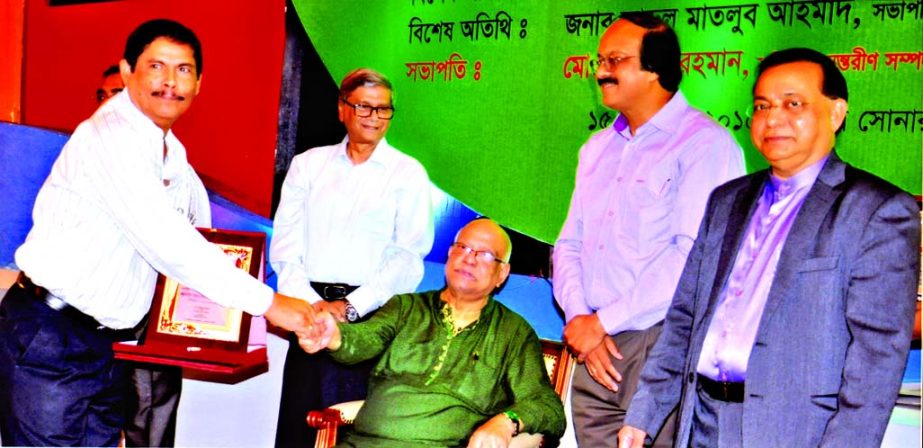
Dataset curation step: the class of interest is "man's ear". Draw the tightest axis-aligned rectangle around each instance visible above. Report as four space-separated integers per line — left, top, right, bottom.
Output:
194 73 203 96
337 100 347 124
496 263 511 289
830 98 848 132
119 59 132 85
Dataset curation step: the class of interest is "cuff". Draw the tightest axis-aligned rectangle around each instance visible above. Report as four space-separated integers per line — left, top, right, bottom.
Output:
345 286 380 317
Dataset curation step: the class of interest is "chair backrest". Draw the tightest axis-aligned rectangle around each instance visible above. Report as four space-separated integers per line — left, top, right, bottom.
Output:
539 339 575 401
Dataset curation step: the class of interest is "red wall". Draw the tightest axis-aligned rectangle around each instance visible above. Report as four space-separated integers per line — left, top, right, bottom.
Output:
22 0 285 217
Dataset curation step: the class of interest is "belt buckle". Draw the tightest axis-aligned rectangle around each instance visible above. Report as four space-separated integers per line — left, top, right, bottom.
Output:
324 285 347 299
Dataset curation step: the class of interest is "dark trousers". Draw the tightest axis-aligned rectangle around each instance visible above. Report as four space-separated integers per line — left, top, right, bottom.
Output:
689 385 744 448
0 283 130 446
123 318 182 447
274 283 376 448
273 334 376 448
123 363 181 447
571 323 677 448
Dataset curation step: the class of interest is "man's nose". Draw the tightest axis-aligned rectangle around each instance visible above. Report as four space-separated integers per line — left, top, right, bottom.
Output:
163 69 176 87
765 105 784 127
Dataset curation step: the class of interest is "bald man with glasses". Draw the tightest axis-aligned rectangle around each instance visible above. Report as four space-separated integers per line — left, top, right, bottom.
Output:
298 218 566 448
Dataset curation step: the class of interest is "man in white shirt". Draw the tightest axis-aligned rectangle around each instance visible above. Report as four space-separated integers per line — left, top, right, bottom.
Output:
0 19 316 447
271 68 434 447
94 60 183 448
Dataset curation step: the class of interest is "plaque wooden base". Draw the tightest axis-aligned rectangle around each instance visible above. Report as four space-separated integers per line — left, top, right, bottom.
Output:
113 340 268 384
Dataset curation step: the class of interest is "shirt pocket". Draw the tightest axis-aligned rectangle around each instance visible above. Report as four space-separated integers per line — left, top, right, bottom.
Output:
795 256 844 320
797 256 839 272
632 166 676 249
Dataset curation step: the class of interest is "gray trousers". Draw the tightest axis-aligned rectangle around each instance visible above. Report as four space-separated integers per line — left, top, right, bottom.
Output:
571 323 676 448
123 321 181 447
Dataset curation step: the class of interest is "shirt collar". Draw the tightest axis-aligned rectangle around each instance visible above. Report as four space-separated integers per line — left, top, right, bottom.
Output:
767 154 829 199
336 136 396 168
436 290 496 332
612 90 689 137
112 88 177 142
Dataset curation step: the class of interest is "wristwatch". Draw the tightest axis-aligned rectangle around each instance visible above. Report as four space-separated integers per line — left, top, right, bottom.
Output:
343 300 359 322
504 410 520 436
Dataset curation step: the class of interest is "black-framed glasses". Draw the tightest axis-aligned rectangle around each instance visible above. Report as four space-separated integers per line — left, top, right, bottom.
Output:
595 54 636 71
340 98 395 120
448 242 506 264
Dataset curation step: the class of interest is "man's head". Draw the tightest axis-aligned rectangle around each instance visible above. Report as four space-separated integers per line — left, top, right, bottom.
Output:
338 68 394 147
120 19 203 132
444 219 512 300
596 12 681 112
750 48 848 178
96 65 124 105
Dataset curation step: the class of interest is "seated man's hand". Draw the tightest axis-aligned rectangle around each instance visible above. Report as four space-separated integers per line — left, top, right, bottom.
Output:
563 313 607 361
618 425 647 448
297 312 341 353
313 300 348 322
467 413 517 448
585 336 623 391
265 293 317 335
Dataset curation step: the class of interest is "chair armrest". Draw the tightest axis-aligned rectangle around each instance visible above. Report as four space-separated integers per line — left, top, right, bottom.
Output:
327 400 364 424
306 400 366 448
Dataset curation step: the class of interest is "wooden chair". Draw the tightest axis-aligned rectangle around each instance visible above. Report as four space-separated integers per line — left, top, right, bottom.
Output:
306 339 575 448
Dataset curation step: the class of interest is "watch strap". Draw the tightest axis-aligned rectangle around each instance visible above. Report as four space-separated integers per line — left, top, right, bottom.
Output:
504 410 520 436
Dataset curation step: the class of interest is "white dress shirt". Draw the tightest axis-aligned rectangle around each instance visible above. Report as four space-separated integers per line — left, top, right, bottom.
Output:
270 137 434 317
554 92 746 335
15 89 273 329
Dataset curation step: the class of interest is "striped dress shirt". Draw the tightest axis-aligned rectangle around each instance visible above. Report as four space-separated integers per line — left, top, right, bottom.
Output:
15 89 273 329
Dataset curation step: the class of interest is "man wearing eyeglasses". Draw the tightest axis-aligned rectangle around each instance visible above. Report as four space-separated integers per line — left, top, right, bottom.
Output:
271 68 434 447
618 47 920 448
552 12 745 447
298 218 566 447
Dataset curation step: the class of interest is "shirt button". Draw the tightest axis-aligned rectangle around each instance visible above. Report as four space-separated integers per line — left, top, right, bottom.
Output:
608 211 614 217
735 289 743 297
598 245 605 250
617 176 623 182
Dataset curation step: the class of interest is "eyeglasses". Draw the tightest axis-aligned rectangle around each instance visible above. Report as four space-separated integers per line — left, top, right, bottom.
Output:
340 98 395 120
448 242 506 265
596 54 636 71
751 99 810 116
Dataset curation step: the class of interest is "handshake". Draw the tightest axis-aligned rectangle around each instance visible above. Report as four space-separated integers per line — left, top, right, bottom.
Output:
263 292 342 353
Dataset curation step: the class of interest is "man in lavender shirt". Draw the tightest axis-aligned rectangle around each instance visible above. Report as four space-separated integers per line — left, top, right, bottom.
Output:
553 12 745 447
619 48 920 448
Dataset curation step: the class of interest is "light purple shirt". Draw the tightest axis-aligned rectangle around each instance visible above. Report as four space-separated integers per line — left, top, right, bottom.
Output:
697 156 829 382
553 92 745 335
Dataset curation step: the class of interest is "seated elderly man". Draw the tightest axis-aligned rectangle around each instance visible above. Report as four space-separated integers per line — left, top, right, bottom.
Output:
298 218 566 447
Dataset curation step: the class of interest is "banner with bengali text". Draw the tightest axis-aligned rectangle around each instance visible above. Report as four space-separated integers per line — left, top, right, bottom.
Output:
294 0 922 243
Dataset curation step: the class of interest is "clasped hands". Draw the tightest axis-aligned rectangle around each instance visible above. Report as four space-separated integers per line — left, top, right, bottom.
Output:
262 293 339 352
562 313 624 392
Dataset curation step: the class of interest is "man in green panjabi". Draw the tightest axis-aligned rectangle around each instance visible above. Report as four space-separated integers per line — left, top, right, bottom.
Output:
298 218 566 447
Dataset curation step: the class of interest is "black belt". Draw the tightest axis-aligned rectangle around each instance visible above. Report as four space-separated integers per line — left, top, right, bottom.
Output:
309 282 358 301
698 374 745 403
15 272 136 340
